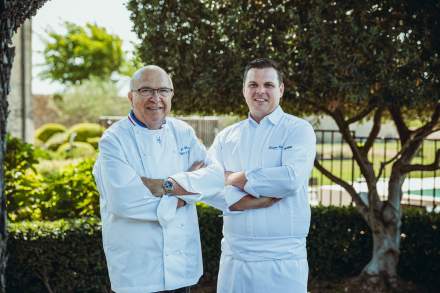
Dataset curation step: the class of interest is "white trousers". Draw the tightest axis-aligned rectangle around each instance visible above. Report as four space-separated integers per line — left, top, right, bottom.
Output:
217 254 308 293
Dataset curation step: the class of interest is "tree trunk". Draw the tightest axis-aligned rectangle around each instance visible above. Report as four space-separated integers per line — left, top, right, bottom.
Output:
360 186 403 291
0 32 15 293
362 218 401 287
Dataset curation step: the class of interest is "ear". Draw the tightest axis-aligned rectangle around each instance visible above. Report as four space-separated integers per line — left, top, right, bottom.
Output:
128 91 134 105
279 83 285 97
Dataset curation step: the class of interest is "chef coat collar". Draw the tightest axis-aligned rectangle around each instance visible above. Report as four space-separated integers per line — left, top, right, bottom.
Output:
128 110 166 129
248 106 284 126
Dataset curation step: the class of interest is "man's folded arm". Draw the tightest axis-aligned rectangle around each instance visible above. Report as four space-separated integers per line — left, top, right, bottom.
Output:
170 132 225 202
95 135 179 223
228 123 316 198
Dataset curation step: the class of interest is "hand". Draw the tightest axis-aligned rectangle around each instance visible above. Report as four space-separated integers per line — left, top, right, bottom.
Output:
224 171 233 183
177 198 186 208
229 195 281 211
187 160 205 172
140 177 164 197
225 171 247 190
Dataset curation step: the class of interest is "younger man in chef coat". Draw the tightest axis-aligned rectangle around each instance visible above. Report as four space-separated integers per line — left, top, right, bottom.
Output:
210 58 316 293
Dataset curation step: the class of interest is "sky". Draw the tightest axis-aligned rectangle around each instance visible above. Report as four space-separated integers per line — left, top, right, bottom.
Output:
31 0 138 95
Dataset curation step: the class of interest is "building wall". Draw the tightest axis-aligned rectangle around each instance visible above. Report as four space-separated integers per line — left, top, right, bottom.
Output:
7 20 33 142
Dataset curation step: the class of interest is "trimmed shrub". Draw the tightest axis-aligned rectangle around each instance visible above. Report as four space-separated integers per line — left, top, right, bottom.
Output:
34 123 67 143
6 207 440 292
44 132 69 151
68 123 104 143
86 137 101 149
7 218 109 293
56 142 96 159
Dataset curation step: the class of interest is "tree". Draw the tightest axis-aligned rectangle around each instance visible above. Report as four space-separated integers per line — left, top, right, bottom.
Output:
41 21 125 84
1 1 50 291
128 0 440 290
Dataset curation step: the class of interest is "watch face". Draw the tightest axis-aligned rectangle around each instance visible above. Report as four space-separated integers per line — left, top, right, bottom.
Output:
164 180 173 192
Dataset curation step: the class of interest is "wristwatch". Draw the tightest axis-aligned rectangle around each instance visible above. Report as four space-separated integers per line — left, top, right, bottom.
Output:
162 178 174 194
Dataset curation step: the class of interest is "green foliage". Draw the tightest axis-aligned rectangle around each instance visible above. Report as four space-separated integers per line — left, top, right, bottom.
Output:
41 22 125 84
128 0 440 118
86 137 101 149
6 207 440 291
40 159 99 220
6 135 99 221
34 123 67 143
7 218 109 293
53 78 130 125
68 123 104 142
4 135 44 222
56 142 96 159
44 131 68 151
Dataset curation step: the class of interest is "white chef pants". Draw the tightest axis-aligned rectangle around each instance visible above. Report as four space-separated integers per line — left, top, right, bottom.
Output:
217 254 308 293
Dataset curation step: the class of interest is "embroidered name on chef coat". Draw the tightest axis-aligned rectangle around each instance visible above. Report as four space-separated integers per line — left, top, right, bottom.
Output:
268 145 292 150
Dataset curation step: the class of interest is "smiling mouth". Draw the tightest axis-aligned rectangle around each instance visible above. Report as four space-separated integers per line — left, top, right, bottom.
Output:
254 98 268 102
146 107 164 111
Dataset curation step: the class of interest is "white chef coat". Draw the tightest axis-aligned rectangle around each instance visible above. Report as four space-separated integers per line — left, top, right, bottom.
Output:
93 115 224 293
209 106 316 293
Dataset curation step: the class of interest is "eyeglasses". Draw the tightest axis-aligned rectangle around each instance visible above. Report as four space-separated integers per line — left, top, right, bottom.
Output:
133 87 174 98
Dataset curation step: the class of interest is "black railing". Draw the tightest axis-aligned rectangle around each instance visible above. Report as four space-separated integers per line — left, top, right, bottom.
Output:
312 130 440 210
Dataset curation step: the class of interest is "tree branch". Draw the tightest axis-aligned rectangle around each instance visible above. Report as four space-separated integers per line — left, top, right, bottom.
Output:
314 159 369 218
401 149 440 173
331 108 382 208
388 102 411 144
346 103 377 124
360 106 384 155
412 102 440 138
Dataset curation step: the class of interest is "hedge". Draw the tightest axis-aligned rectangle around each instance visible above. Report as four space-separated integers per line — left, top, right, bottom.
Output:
6 207 440 292
67 123 104 143
34 124 67 143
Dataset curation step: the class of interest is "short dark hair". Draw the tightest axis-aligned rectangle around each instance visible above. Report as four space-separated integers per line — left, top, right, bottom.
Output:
243 58 283 84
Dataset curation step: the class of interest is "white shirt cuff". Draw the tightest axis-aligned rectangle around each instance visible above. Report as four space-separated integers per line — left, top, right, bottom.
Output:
243 170 260 197
157 195 178 226
224 185 247 207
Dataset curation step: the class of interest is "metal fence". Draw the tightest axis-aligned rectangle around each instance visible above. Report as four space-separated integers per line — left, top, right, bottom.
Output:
312 130 440 211
99 116 439 210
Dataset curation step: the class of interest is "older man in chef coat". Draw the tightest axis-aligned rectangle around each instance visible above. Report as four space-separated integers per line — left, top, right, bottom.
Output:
209 58 316 293
93 65 225 293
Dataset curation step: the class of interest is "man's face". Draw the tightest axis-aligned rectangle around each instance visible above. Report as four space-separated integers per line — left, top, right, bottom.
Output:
243 67 284 123
128 68 173 129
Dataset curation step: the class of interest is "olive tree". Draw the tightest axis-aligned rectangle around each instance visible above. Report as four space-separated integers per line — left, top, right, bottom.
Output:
41 21 125 84
128 0 440 290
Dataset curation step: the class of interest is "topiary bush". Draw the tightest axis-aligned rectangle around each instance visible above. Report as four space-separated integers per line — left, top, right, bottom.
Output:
56 142 96 159
86 137 101 149
67 123 104 143
34 123 67 143
44 132 69 151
